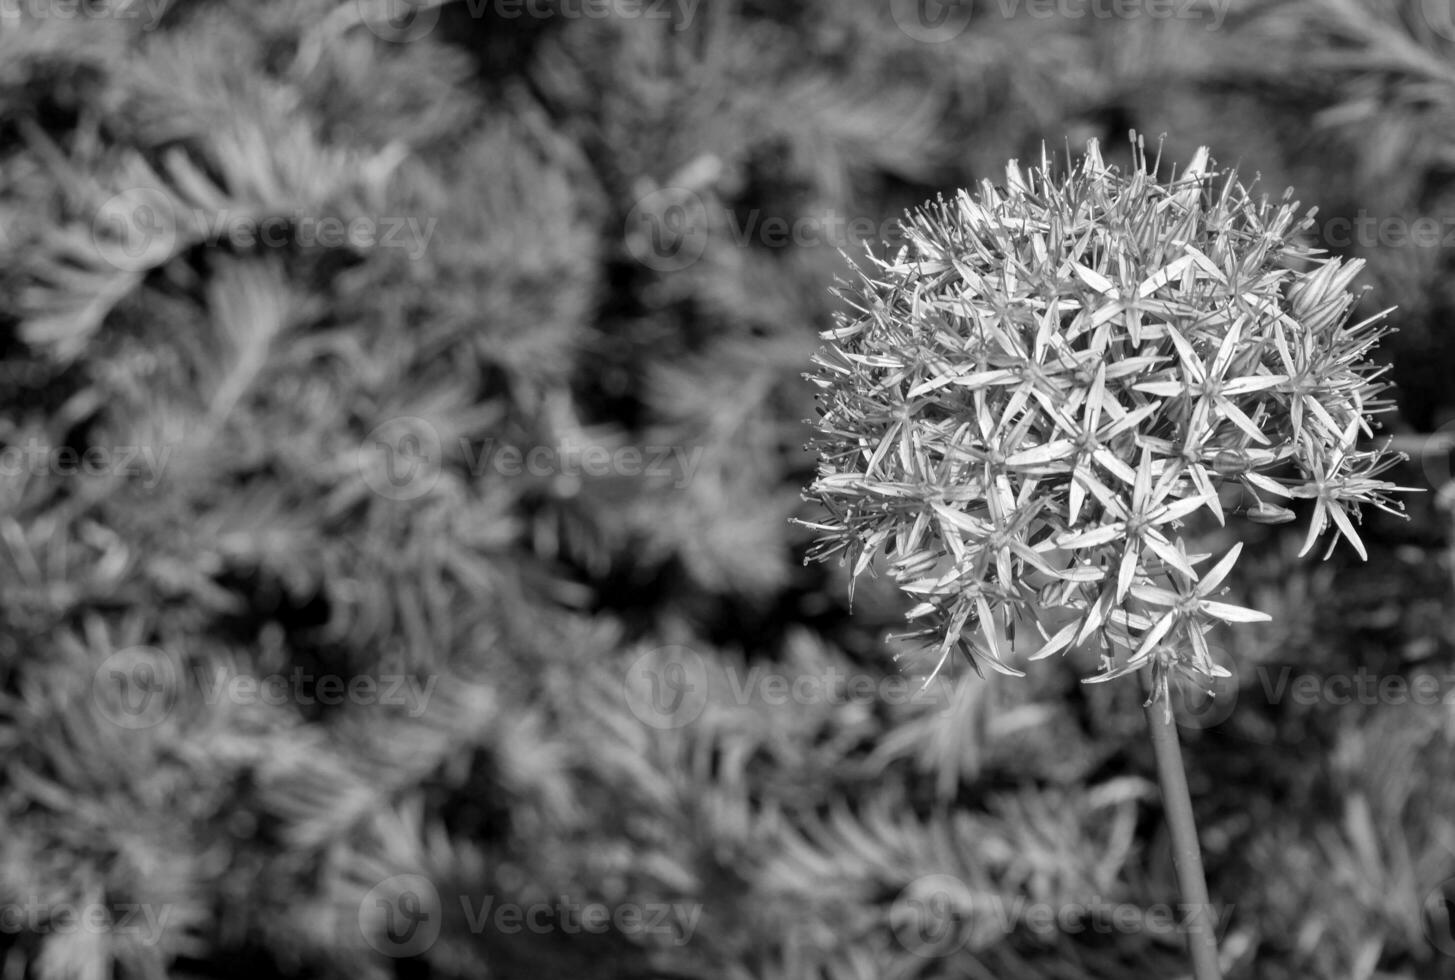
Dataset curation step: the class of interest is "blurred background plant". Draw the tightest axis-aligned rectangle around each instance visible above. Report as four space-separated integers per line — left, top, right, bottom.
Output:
0 1 1453 979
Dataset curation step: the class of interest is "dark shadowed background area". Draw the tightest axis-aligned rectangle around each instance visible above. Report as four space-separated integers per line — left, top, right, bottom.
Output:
1 1 1454 978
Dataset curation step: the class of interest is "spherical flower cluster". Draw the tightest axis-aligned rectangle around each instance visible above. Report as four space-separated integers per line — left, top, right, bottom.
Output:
801 139 1410 704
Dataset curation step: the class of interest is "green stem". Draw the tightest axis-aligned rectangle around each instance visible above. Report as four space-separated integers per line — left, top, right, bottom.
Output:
1143 671 1223 980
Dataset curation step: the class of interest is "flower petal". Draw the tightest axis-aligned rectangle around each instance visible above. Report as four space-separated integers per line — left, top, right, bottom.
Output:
1197 542 1244 594
1199 599 1272 623
1056 523 1125 549
1027 621 1079 660
1116 544 1139 601
1326 500 1369 561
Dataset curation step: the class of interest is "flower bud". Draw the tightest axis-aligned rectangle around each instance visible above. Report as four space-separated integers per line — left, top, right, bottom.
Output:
1212 448 1251 477
1246 502 1296 525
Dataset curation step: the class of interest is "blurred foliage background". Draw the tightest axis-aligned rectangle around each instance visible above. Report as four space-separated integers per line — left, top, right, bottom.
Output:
1 1 1454 978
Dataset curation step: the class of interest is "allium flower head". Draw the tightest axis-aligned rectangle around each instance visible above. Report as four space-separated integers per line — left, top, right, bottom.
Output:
801 138 1412 703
